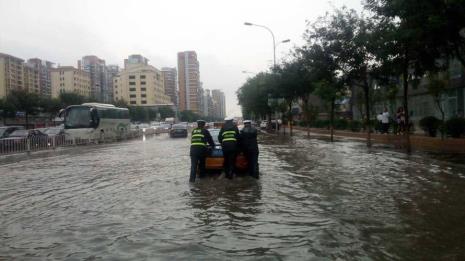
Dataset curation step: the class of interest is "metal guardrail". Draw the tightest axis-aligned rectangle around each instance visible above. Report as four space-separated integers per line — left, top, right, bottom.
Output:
0 129 151 155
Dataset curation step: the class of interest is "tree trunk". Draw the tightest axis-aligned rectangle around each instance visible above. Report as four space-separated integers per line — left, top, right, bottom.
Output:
303 98 310 137
25 112 29 129
402 58 411 153
288 102 293 136
363 74 372 147
435 99 445 140
330 98 335 142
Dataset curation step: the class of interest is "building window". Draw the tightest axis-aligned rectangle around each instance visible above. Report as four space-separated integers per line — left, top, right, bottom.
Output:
140 75 146 79
130 94 136 98
129 82 135 85
141 100 147 104
141 81 146 85
130 88 136 91
129 75 135 79
141 94 146 98
130 101 136 105
141 88 146 91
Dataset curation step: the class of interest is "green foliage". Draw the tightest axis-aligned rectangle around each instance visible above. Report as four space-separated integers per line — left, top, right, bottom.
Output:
129 106 157 122
419 116 441 137
113 99 128 108
179 110 200 122
59 92 87 108
158 106 175 119
445 117 465 138
348 120 362 132
333 119 348 130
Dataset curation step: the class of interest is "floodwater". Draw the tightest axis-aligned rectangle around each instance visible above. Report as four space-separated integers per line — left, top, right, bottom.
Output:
1 133 465 260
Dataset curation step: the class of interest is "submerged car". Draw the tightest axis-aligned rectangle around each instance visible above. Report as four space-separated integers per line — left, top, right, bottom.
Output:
170 124 188 138
0 126 24 139
205 128 248 172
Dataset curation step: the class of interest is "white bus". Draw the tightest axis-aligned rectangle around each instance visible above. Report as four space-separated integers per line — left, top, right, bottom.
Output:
61 103 130 141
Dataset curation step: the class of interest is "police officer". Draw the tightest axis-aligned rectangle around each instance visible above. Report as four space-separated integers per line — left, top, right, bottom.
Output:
218 117 240 179
240 120 259 179
190 120 215 182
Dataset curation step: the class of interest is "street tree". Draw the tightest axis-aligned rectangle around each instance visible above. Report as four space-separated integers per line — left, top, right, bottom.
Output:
6 90 40 128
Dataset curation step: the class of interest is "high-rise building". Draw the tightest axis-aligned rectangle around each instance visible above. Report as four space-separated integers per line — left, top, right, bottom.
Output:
113 54 171 106
177 51 201 114
23 63 40 95
79 55 107 102
50 66 91 98
161 67 178 107
203 89 214 118
27 58 54 98
124 54 148 68
106 65 120 103
212 89 226 119
0 53 25 98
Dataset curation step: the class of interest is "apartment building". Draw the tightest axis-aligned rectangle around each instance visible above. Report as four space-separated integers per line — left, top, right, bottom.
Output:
161 67 178 107
113 55 171 106
27 58 54 98
106 65 120 103
178 51 201 114
23 63 40 94
211 89 226 119
0 53 25 98
50 66 91 98
79 55 107 102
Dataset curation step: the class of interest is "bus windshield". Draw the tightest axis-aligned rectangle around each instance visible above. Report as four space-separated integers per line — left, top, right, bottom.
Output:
65 106 92 129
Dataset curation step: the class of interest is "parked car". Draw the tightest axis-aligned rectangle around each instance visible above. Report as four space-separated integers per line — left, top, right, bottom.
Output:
0 126 24 139
169 124 188 138
260 121 268 129
156 123 172 134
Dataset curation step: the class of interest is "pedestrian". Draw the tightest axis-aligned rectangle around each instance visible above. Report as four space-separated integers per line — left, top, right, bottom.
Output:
397 107 406 134
376 112 383 133
218 117 240 179
240 120 259 179
189 120 215 183
381 108 390 134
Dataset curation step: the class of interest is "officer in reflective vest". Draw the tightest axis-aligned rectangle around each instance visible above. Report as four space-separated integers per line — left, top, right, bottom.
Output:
190 120 215 182
240 120 259 179
218 117 240 179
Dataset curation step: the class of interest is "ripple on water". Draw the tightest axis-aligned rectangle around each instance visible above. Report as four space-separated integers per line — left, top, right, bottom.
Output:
1 134 465 259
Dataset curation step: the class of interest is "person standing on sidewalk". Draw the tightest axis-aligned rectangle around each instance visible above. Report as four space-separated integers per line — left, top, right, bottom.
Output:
219 117 240 179
381 108 390 134
240 120 259 179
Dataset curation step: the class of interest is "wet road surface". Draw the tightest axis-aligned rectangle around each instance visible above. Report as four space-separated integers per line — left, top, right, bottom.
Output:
1 133 465 260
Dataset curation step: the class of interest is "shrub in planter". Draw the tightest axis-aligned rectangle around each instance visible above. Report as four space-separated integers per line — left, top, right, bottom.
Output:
348 120 362 132
419 116 441 137
334 119 348 130
445 117 465 138
313 119 329 129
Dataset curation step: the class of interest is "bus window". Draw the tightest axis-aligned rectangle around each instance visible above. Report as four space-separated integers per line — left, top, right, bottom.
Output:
65 107 92 129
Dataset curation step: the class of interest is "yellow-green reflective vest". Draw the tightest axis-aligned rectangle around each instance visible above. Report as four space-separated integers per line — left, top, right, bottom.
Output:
222 130 237 143
191 128 206 146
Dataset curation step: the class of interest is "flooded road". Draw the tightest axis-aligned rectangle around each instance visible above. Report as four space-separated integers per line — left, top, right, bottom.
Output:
1 133 465 260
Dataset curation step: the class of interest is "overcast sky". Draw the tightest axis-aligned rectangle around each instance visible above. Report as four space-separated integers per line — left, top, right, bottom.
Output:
0 0 362 117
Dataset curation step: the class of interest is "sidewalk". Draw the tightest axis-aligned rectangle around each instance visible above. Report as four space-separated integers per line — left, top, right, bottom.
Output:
279 126 465 154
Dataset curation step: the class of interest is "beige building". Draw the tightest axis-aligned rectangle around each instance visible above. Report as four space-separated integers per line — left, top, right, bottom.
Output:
113 55 171 106
51 66 91 98
23 63 40 95
0 53 25 98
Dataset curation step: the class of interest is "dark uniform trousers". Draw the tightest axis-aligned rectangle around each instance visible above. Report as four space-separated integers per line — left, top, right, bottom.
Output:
222 142 237 179
245 148 259 178
190 147 207 182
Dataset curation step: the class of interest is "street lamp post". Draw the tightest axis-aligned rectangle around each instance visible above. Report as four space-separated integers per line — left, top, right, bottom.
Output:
244 22 290 68
244 22 290 133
